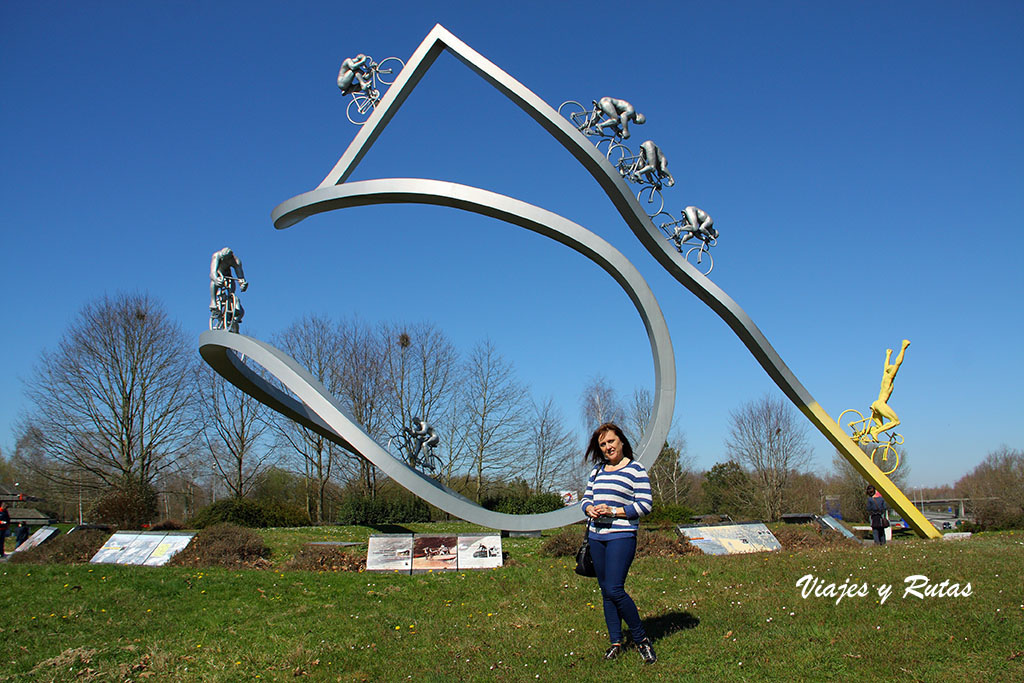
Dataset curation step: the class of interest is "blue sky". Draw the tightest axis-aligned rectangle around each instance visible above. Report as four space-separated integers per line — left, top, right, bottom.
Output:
2 1 1021 489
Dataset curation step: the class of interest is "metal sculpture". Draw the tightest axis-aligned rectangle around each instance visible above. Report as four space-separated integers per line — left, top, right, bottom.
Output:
392 416 441 473
201 24 937 537
838 340 911 475
209 247 247 332
658 206 718 274
559 97 720 265
202 180 677 531
338 54 405 125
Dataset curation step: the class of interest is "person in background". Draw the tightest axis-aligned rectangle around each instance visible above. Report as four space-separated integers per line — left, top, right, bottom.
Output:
866 485 889 545
15 521 30 548
0 502 10 557
580 422 657 664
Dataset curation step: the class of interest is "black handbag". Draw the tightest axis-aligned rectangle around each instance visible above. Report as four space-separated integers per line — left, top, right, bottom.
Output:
575 522 596 577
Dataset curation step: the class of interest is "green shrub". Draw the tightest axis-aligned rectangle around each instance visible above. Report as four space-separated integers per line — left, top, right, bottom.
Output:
644 503 696 527
168 523 271 568
482 492 565 515
7 529 108 565
150 519 185 531
187 498 309 529
540 527 585 557
335 494 431 525
91 478 158 528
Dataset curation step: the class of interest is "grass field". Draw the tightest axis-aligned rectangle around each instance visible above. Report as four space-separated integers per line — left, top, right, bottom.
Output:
1 524 1021 681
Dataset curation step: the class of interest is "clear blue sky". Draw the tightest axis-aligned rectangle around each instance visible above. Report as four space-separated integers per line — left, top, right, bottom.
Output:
2 1 1021 489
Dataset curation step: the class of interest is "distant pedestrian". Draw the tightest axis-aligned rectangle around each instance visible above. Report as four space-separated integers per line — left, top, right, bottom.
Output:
15 521 30 548
0 502 10 556
866 486 889 545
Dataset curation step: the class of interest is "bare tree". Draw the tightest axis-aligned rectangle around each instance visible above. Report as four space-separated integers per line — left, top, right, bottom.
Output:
335 318 386 496
197 365 273 498
529 397 577 494
649 433 694 505
625 387 653 447
580 374 625 431
379 321 460 466
21 293 200 492
271 314 345 523
956 446 1024 529
459 339 528 499
725 394 812 521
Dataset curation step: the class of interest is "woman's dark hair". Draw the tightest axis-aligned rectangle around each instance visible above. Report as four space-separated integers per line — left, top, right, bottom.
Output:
584 422 634 465
865 485 876 497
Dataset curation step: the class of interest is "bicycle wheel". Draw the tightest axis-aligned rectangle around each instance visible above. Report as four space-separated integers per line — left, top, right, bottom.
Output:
838 409 868 441
637 185 664 216
346 95 375 125
558 100 586 125
871 443 900 475
606 143 631 168
685 245 714 275
375 57 404 85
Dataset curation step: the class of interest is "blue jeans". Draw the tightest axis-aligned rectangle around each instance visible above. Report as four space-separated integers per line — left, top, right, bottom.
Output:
590 535 646 644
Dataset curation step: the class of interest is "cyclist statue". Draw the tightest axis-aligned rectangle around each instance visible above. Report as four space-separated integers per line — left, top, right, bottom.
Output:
209 247 248 324
337 54 372 96
635 140 675 187
404 416 440 468
671 206 718 247
592 97 646 139
868 339 910 438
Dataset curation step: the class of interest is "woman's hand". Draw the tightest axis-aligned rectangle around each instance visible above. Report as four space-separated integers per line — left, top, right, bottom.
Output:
585 504 603 519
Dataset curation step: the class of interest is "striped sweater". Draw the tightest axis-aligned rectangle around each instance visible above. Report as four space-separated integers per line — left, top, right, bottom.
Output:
580 460 653 538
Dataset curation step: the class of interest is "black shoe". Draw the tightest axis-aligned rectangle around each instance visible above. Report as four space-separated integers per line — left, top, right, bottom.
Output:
636 639 657 664
603 643 625 660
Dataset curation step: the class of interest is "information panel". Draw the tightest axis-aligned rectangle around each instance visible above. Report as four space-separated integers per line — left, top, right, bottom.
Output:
677 522 782 555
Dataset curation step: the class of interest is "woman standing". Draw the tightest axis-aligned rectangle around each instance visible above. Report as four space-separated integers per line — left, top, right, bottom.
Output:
580 422 656 664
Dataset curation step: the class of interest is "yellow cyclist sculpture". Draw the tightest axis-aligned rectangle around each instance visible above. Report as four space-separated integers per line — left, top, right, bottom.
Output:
869 339 910 438
839 340 910 475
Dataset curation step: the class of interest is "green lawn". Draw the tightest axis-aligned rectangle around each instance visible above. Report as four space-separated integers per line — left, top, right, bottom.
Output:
1 525 1021 681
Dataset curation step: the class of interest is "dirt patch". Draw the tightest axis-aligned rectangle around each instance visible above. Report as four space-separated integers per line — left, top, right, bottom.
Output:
284 544 366 572
167 523 272 569
31 647 99 675
7 529 108 565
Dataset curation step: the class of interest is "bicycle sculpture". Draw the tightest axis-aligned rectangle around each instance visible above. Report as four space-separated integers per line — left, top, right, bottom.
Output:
838 340 911 475
337 53 405 125
209 247 247 333
559 96 719 272
657 205 718 274
388 416 441 473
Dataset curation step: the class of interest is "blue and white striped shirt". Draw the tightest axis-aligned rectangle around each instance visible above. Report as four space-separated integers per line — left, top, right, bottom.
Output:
580 460 653 539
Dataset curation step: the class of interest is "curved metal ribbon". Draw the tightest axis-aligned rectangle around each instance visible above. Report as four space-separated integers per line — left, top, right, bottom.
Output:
265 24 936 538
206 179 676 531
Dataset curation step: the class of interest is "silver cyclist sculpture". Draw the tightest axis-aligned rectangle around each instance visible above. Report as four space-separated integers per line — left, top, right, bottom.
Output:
605 139 675 216
209 247 247 332
402 416 441 473
337 53 405 125
659 206 718 274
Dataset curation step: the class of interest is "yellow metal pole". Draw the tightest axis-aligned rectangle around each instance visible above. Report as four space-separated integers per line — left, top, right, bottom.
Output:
803 401 940 539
